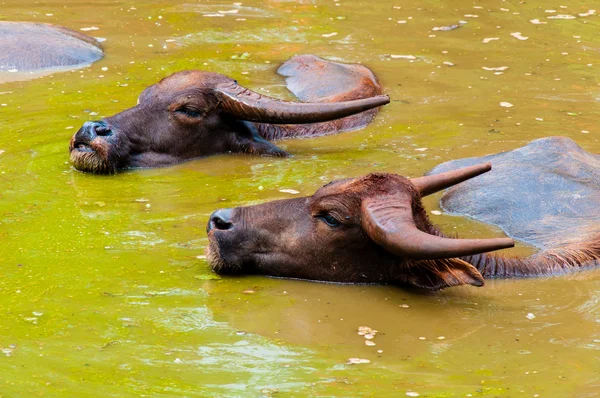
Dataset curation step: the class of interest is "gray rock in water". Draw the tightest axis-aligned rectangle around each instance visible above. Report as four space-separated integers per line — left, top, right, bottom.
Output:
427 136 600 250
0 22 103 76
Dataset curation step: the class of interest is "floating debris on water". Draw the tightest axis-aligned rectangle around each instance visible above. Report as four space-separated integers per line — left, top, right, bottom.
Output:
390 54 417 60
530 19 547 24
279 189 300 194
482 37 499 43
548 14 576 19
1 345 16 357
365 340 376 346
500 102 514 108
432 24 460 31
483 66 509 71
322 32 338 38
80 26 99 31
347 357 371 365
419 336 426 340
510 32 529 40
406 392 420 397
526 313 536 320
437 336 446 340
443 61 455 66
579 10 596 17
400 304 410 308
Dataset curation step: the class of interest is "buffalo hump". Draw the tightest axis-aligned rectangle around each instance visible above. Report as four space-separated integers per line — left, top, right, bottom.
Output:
427 136 600 250
0 22 103 77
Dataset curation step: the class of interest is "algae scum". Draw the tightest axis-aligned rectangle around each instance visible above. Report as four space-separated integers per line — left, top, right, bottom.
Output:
0 0 599 396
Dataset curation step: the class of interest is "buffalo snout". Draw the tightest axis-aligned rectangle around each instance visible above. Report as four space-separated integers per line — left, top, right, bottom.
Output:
74 121 112 144
207 208 234 232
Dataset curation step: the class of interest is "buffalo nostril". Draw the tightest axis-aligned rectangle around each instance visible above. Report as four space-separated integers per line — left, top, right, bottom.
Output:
93 121 112 137
207 208 234 232
213 217 233 230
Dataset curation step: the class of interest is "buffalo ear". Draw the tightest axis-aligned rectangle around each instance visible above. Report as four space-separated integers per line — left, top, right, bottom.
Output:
402 258 484 291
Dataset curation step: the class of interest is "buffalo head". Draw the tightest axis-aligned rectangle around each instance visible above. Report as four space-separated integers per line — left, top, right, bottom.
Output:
69 70 389 174
206 163 515 291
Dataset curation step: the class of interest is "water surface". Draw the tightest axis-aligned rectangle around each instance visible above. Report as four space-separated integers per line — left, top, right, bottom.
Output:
0 0 599 396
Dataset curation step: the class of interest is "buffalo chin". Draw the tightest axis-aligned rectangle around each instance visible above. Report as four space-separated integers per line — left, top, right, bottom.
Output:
69 138 116 174
206 236 255 275
69 147 116 174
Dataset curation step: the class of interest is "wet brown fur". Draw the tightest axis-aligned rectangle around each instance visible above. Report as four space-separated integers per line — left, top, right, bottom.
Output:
207 173 600 291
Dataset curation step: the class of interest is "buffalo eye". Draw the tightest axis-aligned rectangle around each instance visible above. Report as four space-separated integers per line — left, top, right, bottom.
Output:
316 213 341 228
174 106 203 118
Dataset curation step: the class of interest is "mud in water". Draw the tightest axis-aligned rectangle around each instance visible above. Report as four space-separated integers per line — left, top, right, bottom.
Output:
0 0 599 396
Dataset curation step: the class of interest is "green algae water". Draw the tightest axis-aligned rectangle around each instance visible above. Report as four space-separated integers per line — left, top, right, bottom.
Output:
0 0 599 396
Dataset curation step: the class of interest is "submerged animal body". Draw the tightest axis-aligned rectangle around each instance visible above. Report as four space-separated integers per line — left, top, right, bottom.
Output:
206 159 600 291
428 136 600 250
0 22 103 79
69 54 389 174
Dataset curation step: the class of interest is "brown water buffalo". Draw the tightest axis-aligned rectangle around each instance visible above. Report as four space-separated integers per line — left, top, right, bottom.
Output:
69 54 389 174
0 22 103 82
427 136 599 249
206 153 600 291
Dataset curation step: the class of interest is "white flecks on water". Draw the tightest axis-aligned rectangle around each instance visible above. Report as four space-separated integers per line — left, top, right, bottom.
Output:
547 14 576 19
500 102 514 108
483 66 509 71
322 32 338 38
279 189 300 195
526 313 536 320
347 358 371 365
390 54 417 60
406 392 420 397
430 210 442 215
482 37 499 44
579 10 596 17
510 32 529 40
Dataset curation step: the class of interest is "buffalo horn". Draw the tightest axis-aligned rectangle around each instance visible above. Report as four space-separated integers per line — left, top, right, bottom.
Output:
361 194 514 260
214 82 390 124
411 162 492 197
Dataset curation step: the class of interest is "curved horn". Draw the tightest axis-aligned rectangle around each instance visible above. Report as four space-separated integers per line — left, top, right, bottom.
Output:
411 162 492 197
214 81 390 124
361 195 514 260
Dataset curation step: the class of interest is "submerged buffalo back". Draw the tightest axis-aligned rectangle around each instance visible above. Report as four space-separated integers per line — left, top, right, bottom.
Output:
0 22 103 73
427 137 600 250
256 54 384 141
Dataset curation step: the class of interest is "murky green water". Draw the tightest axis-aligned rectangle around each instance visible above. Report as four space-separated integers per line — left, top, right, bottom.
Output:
0 0 599 396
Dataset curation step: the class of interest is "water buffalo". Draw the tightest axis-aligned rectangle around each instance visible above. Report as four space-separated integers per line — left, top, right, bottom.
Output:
69 54 389 174
427 136 599 250
206 151 600 291
0 22 103 82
